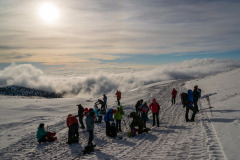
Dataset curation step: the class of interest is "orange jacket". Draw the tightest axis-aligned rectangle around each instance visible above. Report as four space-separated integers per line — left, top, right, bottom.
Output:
66 114 78 128
115 91 121 99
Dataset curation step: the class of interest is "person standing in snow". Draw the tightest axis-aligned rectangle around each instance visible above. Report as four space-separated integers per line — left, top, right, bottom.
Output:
180 92 188 108
77 104 85 129
139 102 150 128
149 99 160 127
66 114 79 144
115 90 121 105
193 85 201 112
135 99 143 116
171 88 177 105
104 109 115 137
114 105 125 132
186 89 197 122
85 108 96 147
103 94 108 108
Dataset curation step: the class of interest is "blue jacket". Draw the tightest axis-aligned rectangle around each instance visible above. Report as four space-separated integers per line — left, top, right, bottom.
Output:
139 104 149 114
187 90 194 107
85 113 94 131
104 109 114 122
103 95 107 104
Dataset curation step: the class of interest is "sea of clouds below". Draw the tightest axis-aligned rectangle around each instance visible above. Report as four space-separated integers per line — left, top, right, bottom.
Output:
0 58 239 97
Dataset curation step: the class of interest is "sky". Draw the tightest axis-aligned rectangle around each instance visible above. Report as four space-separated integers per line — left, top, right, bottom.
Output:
0 0 240 75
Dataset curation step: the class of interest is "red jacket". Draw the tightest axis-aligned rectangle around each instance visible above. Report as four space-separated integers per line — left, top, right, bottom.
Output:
115 91 121 99
172 89 177 98
66 114 78 128
149 99 160 113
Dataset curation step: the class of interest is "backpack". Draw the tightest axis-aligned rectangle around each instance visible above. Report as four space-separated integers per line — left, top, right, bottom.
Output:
197 89 201 98
181 92 188 105
108 122 117 137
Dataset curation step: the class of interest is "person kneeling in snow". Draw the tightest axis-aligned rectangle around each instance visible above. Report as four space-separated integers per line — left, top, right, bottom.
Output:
36 123 57 144
129 112 145 136
66 114 79 144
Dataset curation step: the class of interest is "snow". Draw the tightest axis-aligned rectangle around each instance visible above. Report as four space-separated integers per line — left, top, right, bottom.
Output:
0 68 240 159
185 68 240 160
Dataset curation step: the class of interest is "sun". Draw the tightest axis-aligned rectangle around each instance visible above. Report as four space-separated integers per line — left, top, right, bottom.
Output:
38 3 59 23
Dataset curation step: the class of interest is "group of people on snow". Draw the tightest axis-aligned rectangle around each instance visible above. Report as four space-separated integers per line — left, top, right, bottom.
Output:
36 86 201 152
36 91 123 149
181 85 201 122
134 98 161 128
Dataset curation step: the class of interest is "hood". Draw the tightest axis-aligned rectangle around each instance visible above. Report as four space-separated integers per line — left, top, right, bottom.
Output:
152 99 156 103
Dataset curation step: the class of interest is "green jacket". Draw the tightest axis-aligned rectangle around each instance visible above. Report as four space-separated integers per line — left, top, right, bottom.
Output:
36 127 48 141
114 105 125 120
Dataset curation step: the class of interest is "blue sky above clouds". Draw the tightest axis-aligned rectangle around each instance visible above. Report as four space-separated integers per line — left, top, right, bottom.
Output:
0 0 240 74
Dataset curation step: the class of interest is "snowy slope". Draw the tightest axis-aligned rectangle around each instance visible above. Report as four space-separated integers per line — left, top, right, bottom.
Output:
0 68 240 159
185 68 240 160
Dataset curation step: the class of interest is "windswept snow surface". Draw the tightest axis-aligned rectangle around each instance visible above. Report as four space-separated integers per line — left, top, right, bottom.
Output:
0 68 240 159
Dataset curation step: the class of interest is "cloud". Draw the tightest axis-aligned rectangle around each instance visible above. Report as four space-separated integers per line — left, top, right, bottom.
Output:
0 58 239 97
1 0 240 64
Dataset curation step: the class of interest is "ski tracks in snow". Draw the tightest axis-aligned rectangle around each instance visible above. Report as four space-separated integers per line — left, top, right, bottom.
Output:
0 81 225 159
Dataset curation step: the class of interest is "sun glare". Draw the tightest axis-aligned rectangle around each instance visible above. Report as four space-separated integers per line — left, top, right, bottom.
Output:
38 3 59 23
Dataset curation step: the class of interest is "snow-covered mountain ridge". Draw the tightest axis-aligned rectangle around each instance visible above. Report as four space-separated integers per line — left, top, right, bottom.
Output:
0 85 62 98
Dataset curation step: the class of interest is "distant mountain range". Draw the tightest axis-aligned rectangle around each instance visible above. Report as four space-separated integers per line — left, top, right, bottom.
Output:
0 85 62 98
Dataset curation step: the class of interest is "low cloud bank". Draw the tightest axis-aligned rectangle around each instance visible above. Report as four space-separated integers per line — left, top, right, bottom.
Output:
0 59 239 97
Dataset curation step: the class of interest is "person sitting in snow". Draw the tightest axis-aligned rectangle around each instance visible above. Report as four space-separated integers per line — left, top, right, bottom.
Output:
114 105 125 132
66 114 79 144
36 123 57 144
104 109 117 137
139 102 150 128
171 88 177 105
129 112 145 136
